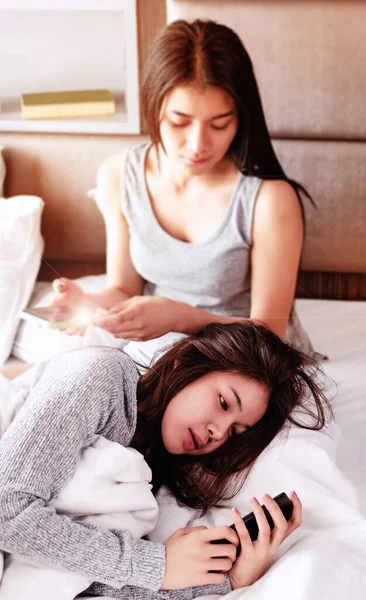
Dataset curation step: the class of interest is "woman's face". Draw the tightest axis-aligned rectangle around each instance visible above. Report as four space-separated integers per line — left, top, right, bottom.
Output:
161 371 269 455
159 83 238 175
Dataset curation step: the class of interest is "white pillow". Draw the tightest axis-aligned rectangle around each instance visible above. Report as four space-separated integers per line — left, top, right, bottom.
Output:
0 196 44 365
0 146 6 197
12 274 126 364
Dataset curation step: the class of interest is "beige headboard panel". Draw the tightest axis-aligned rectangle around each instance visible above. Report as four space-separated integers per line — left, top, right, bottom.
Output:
167 0 366 140
2 133 145 269
274 139 365 273
2 132 364 274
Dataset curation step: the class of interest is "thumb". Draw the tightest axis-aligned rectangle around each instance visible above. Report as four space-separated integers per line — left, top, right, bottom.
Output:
164 525 208 544
52 278 69 294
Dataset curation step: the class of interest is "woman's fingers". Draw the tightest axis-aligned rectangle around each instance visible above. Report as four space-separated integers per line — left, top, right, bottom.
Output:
251 497 272 540
259 492 302 549
210 543 237 562
259 494 288 548
102 321 137 339
97 309 142 339
231 506 252 550
262 494 288 530
207 558 234 573
97 308 133 331
270 491 302 542
204 525 239 548
286 491 302 533
50 278 70 307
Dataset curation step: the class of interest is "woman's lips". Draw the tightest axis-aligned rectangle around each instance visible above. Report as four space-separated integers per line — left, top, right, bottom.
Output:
185 157 209 165
186 428 197 451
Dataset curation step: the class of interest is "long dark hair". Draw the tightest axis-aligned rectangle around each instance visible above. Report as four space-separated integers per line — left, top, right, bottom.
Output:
141 19 315 215
131 322 332 511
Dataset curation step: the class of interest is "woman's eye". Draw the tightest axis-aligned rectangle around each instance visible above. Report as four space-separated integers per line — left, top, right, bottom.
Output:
170 121 188 128
220 396 237 437
169 121 230 130
220 395 228 411
211 124 229 131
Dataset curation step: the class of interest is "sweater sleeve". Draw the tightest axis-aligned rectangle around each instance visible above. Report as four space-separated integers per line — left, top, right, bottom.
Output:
89 575 232 599
0 347 166 592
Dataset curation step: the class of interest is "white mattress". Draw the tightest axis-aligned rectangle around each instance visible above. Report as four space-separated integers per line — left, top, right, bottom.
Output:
295 299 366 515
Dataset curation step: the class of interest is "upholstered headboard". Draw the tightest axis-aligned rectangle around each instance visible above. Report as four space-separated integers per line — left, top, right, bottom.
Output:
1 0 365 299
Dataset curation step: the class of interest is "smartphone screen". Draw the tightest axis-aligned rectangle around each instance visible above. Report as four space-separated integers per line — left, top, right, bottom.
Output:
20 305 107 329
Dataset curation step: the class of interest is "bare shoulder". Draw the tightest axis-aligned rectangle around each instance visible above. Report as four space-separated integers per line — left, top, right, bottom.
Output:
96 152 126 217
256 179 302 218
253 179 303 242
97 152 125 187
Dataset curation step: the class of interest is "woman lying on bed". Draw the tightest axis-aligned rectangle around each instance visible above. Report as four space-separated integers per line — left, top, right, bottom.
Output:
0 321 331 599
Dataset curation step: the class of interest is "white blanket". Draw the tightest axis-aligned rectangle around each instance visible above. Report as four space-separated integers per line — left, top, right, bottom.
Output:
0 373 159 600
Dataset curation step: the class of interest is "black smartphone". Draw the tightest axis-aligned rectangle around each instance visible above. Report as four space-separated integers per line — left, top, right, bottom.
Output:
210 492 294 558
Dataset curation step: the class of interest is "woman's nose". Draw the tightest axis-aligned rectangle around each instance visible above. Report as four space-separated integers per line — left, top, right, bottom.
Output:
208 424 227 443
186 124 208 155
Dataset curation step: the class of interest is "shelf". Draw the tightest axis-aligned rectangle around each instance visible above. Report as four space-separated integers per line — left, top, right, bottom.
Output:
0 1 140 134
0 95 139 135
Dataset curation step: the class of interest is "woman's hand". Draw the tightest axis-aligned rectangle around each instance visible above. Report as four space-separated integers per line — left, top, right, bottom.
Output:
162 525 239 590
228 491 302 590
49 278 94 335
96 296 180 341
50 278 86 307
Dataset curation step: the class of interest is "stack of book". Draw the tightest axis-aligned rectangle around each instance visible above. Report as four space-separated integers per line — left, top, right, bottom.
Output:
21 89 116 120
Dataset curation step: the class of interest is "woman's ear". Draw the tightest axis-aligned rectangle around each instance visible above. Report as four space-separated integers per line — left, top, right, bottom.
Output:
173 359 179 369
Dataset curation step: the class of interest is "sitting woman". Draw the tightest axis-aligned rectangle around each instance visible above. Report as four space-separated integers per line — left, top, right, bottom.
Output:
51 18 320 367
0 321 332 598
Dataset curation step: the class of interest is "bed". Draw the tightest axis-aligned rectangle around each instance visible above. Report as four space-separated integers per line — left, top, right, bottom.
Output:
2 295 365 599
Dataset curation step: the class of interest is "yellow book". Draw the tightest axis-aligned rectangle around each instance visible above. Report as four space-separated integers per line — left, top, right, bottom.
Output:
21 90 116 120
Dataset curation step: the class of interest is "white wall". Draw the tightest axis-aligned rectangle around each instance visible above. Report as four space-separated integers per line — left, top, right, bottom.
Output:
0 10 126 98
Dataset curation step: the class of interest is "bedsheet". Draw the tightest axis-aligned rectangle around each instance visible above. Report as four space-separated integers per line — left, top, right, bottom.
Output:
297 299 366 515
4 299 366 599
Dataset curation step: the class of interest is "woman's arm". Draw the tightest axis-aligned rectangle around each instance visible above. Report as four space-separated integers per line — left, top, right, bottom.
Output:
248 179 303 339
93 154 145 307
0 347 165 592
51 153 144 310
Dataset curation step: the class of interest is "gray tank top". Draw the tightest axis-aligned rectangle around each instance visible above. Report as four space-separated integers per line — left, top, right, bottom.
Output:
120 141 320 368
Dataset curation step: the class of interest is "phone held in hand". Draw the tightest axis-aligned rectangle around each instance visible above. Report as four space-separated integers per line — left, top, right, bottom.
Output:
211 492 294 557
20 305 108 330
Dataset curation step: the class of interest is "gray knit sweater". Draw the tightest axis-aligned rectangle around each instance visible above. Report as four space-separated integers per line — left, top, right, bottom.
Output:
0 347 232 600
